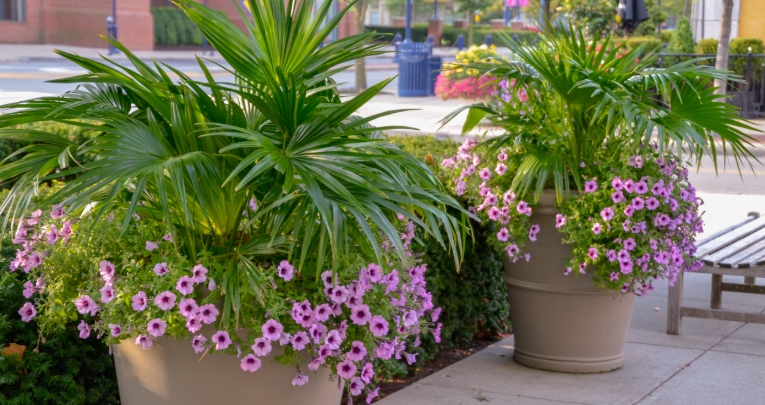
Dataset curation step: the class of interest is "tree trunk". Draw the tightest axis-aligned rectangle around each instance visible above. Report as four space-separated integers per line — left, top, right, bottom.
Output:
354 0 369 91
467 9 474 46
713 0 734 97
683 0 692 18
543 0 551 28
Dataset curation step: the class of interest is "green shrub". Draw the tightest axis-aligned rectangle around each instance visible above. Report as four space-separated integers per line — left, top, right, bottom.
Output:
625 36 663 53
695 38 718 54
0 260 120 405
363 24 429 42
730 38 764 54
667 16 695 53
151 7 204 46
377 135 510 380
660 30 673 43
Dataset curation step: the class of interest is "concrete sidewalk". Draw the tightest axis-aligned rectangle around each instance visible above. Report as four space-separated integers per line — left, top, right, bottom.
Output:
376 192 765 405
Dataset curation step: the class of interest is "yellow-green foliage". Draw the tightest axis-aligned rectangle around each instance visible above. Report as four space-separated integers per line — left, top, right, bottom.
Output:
695 38 718 54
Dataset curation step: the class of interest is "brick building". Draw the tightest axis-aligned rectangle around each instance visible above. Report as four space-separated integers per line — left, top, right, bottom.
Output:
0 0 357 50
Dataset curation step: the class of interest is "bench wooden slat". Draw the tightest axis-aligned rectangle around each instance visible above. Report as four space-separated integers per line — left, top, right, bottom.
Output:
704 229 765 266
680 307 765 324
695 213 759 248
718 238 765 267
694 265 765 276
694 215 765 258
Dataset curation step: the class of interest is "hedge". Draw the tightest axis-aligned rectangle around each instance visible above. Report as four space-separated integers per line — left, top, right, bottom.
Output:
151 6 204 46
730 38 764 55
364 24 539 47
625 36 663 53
694 38 718 54
0 251 121 405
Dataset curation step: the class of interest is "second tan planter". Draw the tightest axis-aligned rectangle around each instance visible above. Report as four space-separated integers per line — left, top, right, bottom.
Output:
503 192 636 373
114 336 342 405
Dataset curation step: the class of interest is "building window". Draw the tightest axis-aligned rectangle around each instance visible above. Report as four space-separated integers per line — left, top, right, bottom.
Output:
0 0 24 22
370 12 380 25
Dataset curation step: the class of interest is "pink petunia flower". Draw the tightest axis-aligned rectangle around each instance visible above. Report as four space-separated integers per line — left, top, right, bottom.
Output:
350 304 372 325
135 334 153 349
145 241 159 251
208 278 217 291
403 310 418 328
178 298 199 317
350 377 365 396
600 207 615 221
277 260 294 281
592 223 602 234
154 291 177 311
347 341 368 362
292 371 309 386
74 295 96 315
314 303 332 322
46 225 59 244
186 315 203 333
198 304 219 324
587 247 598 260
337 359 358 379
163 233 173 243
18 302 36 322
153 262 169 276
78 320 91 339
176 276 194 296
99 260 116 281
369 315 389 337
50 204 64 219
188 265 206 284
249 198 259 212
212 331 232 350
147 318 167 337
192 334 207 353
555 214 566 228
361 362 375 383
496 163 507 175
100 284 115 303
496 228 510 242
132 291 148 311
291 331 309 350
252 337 272 356
241 354 261 372
584 180 598 193
22 281 34 298
498 151 508 161
262 319 284 341
108 323 122 337
479 168 491 181
366 387 380 404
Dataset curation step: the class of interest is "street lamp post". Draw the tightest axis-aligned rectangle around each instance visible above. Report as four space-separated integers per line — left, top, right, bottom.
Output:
404 0 412 43
433 0 438 19
106 0 118 55
504 5 510 26
515 2 521 20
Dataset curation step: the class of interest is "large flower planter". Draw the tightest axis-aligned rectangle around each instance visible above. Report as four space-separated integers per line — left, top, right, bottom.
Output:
503 192 636 373
114 337 342 405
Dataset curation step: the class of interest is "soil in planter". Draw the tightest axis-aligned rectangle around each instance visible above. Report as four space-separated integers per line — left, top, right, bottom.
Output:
341 334 509 404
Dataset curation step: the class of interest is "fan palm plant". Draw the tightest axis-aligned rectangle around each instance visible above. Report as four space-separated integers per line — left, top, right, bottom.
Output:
442 24 760 200
0 0 467 327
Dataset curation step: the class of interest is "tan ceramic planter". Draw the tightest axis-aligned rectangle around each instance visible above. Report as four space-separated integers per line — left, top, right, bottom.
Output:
114 336 342 405
503 191 636 373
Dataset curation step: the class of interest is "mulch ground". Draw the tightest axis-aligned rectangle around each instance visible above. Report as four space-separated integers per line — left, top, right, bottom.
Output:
341 334 510 404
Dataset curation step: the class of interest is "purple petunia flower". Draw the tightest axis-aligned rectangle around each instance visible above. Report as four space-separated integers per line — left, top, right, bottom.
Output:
78 320 91 339
623 238 637 251
147 318 167 337
496 163 508 175
241 354 262 372
369 315 389 337
555 214 567 228
100 284 115 304
163 233 173 243
623 179 635 193
496 228 510 242
350 305 372 325
277 260 294 281
132 291 148 311
18 302 36 322
192 334 207 353
564 267 572 275
646 197 660 210
347 341 368 362
198 304 219 324
361 362 374 383
612 190 626 203
631 197 645 211
135 334 152 349
350 377 365 395
145 241 159 252
330 285 350 304
607 249 617 262
212 331 232 350
109 323 122 337
178 298 199 318
99 260 116 281
366 387 380 404
592 223 603 235
262 319 283 341
600 207 615 221
252 337 272 356
74 295 96 315
634 181 649 194
292 371 309 386
176 276 194 296
191 264 208 284
291 331 309 350
612 177 624 190
403 310 419 328
584 180 598 193
337 359 358 379
154 291 177 310
587 247 598 260
153 262 169 276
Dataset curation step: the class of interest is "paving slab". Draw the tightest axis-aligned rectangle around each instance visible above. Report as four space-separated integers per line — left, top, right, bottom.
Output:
376 337 703 405
635 350 765 405
378 383 594 405
709 320 765 356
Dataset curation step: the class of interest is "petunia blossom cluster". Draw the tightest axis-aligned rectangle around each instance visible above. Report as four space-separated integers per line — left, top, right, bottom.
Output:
558 150 704 294
10 209 440 404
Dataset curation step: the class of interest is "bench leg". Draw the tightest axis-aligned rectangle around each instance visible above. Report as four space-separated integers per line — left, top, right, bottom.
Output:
711 274 723 309
668 270 684 335
744 276 756 285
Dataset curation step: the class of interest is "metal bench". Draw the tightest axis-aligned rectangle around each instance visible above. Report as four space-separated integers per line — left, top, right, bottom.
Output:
667 212 765 334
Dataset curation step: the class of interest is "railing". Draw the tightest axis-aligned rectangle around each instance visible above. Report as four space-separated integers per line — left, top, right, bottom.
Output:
653 53 765 119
